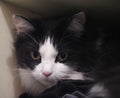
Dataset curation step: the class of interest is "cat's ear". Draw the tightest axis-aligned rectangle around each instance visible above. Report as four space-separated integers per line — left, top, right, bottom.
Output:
67 12 85 32
13 15 34 34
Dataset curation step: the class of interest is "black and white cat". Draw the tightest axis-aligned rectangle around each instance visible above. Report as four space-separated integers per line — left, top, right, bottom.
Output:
13 12 120 98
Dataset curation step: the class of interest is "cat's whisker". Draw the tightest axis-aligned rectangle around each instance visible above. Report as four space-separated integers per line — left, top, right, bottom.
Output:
20 63 31 69
58 34 73 46
25 33 39 45
57 34 65 45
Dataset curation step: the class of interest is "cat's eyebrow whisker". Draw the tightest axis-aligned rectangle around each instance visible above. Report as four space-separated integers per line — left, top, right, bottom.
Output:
58 32 74 45
58 36 67 46
25 33 39 45
57 32 69 45
57 35 64 45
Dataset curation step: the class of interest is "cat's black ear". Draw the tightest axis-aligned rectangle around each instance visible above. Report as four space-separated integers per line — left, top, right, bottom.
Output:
13 15 34 34
67 12 85 32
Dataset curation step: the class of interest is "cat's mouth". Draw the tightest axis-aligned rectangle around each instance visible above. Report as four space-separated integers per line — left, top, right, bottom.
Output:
37 77 57 86
33 74 57 84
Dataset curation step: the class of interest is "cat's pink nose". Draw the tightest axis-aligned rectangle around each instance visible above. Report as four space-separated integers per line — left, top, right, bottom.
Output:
42 72 52 77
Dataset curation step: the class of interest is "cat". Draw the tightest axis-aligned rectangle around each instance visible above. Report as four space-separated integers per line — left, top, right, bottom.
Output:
13 12 120 98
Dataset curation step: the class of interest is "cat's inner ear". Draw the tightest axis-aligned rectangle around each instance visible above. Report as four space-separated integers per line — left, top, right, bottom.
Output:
68 12 86 32
13 15 34 33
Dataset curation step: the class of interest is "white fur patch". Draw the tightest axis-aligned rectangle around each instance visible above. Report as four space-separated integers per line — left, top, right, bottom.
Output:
18 68 52 95
88 83 109 98
39 37 58 75
40 37 57 59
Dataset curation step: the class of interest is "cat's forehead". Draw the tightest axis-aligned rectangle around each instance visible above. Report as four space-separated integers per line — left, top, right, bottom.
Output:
39 37 58 58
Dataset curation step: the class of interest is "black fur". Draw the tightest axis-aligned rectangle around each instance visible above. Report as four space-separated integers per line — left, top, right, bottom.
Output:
14 12 120 98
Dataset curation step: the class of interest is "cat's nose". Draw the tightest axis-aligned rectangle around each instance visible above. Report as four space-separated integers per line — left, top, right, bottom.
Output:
42 72 52 77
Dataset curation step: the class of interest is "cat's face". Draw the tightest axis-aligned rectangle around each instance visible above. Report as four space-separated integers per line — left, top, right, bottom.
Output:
13 12 93 84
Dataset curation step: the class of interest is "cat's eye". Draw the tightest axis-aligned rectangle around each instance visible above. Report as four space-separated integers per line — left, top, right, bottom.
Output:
31 50 41 60
56 52 67 62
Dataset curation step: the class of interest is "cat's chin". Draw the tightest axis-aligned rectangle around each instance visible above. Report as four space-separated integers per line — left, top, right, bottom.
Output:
18 68 55 95
35 77 57 86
